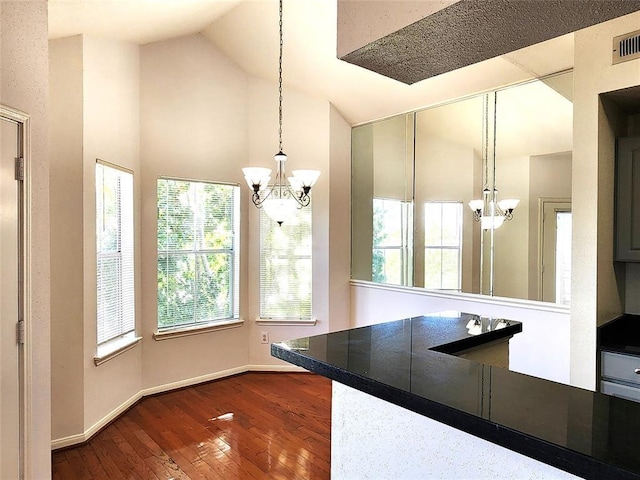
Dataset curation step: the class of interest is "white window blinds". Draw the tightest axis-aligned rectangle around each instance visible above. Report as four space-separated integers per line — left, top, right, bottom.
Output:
157 178 240 329
259 206 312 319
424 201 463 290
372 198 413 286
96 162 135 345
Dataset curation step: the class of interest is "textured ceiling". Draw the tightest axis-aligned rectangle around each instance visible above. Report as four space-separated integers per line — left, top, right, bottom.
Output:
341 0 640 85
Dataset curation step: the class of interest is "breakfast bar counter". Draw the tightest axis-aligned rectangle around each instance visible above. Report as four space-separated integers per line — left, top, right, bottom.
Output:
271 312 640 480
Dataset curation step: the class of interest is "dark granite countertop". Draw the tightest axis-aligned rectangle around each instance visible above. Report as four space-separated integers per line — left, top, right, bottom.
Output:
600 314 640 355
271 312 640 480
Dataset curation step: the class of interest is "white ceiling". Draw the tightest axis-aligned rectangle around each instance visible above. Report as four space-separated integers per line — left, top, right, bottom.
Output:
48 0 574 125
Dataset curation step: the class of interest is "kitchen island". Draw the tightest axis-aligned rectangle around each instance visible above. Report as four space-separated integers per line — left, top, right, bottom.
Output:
271 312 640 480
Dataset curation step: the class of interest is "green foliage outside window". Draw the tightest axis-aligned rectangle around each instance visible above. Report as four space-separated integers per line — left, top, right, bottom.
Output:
157 179 239 329
372 201 387 283
372 198 412 286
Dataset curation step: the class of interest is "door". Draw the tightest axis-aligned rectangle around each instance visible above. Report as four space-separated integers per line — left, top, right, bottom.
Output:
1 116 23 479
540 200 571 304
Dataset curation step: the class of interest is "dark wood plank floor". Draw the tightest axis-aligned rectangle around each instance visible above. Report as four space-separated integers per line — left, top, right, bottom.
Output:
52 373 332 480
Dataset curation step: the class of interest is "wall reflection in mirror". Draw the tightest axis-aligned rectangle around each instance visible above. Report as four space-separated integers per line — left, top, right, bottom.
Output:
351 72 573 304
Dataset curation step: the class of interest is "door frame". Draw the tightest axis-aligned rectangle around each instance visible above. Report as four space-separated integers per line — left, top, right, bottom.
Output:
1 105 31 479
537 197 571 302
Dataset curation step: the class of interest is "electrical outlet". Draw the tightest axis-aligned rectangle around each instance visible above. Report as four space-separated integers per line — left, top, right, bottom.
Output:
260 332 269 344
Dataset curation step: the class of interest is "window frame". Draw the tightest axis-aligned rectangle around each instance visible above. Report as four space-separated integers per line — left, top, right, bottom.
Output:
155 176 241 335
95 160 139 364
423 200 463 291
372 197 413 286
258 204 314 323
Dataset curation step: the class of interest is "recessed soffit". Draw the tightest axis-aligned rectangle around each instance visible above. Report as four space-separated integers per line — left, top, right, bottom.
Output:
341 0 640 85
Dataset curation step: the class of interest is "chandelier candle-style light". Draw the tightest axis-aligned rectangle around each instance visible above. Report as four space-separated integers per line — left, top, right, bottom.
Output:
242 0 320 226
468 187 519 230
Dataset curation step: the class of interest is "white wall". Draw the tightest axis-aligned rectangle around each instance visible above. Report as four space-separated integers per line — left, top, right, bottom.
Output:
1 1 51 477
351 281 571 384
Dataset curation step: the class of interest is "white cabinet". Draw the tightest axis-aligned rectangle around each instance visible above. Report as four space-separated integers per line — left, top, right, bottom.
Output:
601 350 640 402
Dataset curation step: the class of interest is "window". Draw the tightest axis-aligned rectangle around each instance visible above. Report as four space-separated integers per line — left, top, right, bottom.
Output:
157 178 240 330
372 198 413 285
260 207 312 319
555 212 572 306
96 162 135 346
424 201 462 290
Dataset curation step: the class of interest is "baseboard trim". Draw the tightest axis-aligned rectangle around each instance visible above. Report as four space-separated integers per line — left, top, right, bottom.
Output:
140 365 249 397
51 390 142 450
51 433 86 451
51 363 309 449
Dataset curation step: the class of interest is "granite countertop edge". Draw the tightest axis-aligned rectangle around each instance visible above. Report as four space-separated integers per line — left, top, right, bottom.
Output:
272 315 640 480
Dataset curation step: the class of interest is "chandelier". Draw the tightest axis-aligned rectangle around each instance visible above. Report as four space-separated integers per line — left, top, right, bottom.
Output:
241 0 320 226
468 188 519 230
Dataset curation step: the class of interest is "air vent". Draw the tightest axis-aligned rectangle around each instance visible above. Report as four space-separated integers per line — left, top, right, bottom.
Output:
613 29 640 65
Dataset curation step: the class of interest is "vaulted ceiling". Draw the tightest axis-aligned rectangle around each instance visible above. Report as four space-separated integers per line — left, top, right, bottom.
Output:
47 0 603 124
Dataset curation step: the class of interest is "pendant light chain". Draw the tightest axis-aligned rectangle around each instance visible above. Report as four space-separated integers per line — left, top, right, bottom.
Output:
278 0 284 154
240 0 320 225
483 93 489 190
492 91 498 191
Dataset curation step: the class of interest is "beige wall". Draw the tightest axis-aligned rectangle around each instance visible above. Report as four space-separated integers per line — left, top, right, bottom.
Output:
329 104 352 333
527 152 572 300
572 10 640 389
49 29 351 445
50 34 144 442
372 116 411 201
38 1 640 466
351 124 374 281
414 97 483 292
493 155 530 299
49 35 84 440
1 1 51 477
139 34 250 388
245 76 340 365
82 36 142 432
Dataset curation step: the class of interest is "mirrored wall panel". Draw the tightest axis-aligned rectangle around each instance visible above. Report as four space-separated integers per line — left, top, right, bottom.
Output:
351 72 573 304
352 113 414 285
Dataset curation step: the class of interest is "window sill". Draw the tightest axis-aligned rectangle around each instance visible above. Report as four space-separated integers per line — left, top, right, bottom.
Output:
255 318 317 326
153 319 244 341
94 334 142 366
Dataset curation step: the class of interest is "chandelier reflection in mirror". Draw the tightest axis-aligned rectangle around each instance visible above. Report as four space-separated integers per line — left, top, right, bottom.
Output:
467 93 518 230
468 188 519 230
241 0 320 226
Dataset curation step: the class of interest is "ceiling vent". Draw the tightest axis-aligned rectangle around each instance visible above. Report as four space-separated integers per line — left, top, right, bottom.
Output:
613 29 640 64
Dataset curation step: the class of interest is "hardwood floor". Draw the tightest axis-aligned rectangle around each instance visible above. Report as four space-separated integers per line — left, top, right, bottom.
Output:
52 373 332 479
